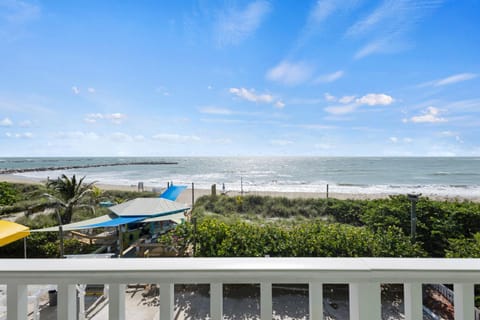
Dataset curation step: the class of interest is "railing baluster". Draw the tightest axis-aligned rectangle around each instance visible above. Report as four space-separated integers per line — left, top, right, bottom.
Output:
309 281 323 320
57 284 77 320
404 282 422 320
108 283 126 320
210 283 223 320
349 282 381 320
159 282 174 320
260 282 272 320
454 283 474 320
7 283 27 320
1 258 480 320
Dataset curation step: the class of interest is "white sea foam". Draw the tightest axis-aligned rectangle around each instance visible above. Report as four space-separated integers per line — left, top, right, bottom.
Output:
7 157 480 199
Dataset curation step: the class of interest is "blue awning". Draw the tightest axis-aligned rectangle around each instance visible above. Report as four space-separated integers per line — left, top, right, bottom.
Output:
159 185 187 201
84 216 146 228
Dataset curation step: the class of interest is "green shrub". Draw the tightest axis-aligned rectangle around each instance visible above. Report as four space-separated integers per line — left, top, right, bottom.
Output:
0 182 19 206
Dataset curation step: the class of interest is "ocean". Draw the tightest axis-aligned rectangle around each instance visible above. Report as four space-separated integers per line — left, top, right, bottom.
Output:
1 157 480 198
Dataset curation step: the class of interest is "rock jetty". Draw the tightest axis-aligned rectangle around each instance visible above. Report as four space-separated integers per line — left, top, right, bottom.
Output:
0 161 178 174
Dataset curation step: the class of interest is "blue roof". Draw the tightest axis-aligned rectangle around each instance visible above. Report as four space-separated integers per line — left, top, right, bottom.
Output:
159 185 187 201
83 216 145 228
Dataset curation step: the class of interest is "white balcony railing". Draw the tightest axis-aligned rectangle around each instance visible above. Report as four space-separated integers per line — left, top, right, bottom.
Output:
0 257 479 320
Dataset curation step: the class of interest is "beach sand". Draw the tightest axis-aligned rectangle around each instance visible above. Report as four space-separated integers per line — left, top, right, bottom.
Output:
1 173 477 203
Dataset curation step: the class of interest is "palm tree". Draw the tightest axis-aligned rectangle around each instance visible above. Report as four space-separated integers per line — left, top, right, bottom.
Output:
45 174 96 224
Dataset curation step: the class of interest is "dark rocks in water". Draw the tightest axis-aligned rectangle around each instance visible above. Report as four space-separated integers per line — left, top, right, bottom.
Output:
0 161 178 174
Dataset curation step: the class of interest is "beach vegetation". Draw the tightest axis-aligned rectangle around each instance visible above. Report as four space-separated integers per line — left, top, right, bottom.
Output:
44 174 96 224
0 182 18 206
2 180 480 258
159 217 425 257
0 181 159 258
0 231 97 258
191 194 480 257
0 183 51 215
445 233 480 258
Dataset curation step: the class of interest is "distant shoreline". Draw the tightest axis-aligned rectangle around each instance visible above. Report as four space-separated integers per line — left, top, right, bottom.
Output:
1 173 478 204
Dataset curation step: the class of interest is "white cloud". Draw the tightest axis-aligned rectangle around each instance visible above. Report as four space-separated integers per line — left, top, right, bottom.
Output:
215 0 271 46
309 0 338 23
288 98 324 105
85 113 127 124
105 113 127 124
5 132 33 139
315 70 344 83
134 135 145 141
390 136 413 144
298 124 335 130
229 87 274 103
339 95 356 104
434 73 477 86
354 39 388 59
1 0 40 24
19 120 31 127
324 103 357 115
152 133 201 143
347 0 398 37
292 0 359 52
270 139 293 146
324 93 336 102
213 138 232 145
348 0 444 59
324 93 394 115
229 88 285 108
274 100 285 108
87 87 96 93
155 86 170 96
0 117 13 126
324 94 359 104
421 73 478 87
72 86 80 95
356 93 394 106
84 113 103 123
110 132 133 142
199 107 233 115
409 107 447 123
55 131 99 140
440 131 457 137
314 143 332 150
266 61 312 86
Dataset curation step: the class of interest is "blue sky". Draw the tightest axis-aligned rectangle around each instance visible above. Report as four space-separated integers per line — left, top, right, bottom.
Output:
0 0 479 156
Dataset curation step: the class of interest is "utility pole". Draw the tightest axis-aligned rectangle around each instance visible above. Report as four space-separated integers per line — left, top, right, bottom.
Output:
192 217 197 257
54 208 64 258
407 193 421 243
191 182 195 207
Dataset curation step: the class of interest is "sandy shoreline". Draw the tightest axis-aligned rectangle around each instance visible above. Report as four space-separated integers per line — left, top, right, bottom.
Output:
1 173 478 203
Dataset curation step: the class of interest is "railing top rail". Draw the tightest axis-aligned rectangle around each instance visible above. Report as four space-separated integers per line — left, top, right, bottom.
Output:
1 258 479 284
1 257 480 272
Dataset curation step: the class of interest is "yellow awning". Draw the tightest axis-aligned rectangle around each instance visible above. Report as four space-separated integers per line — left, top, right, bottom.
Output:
0 220 30 247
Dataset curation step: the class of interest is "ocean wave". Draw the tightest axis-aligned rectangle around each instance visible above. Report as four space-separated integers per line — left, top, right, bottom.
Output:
431 172 480 176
